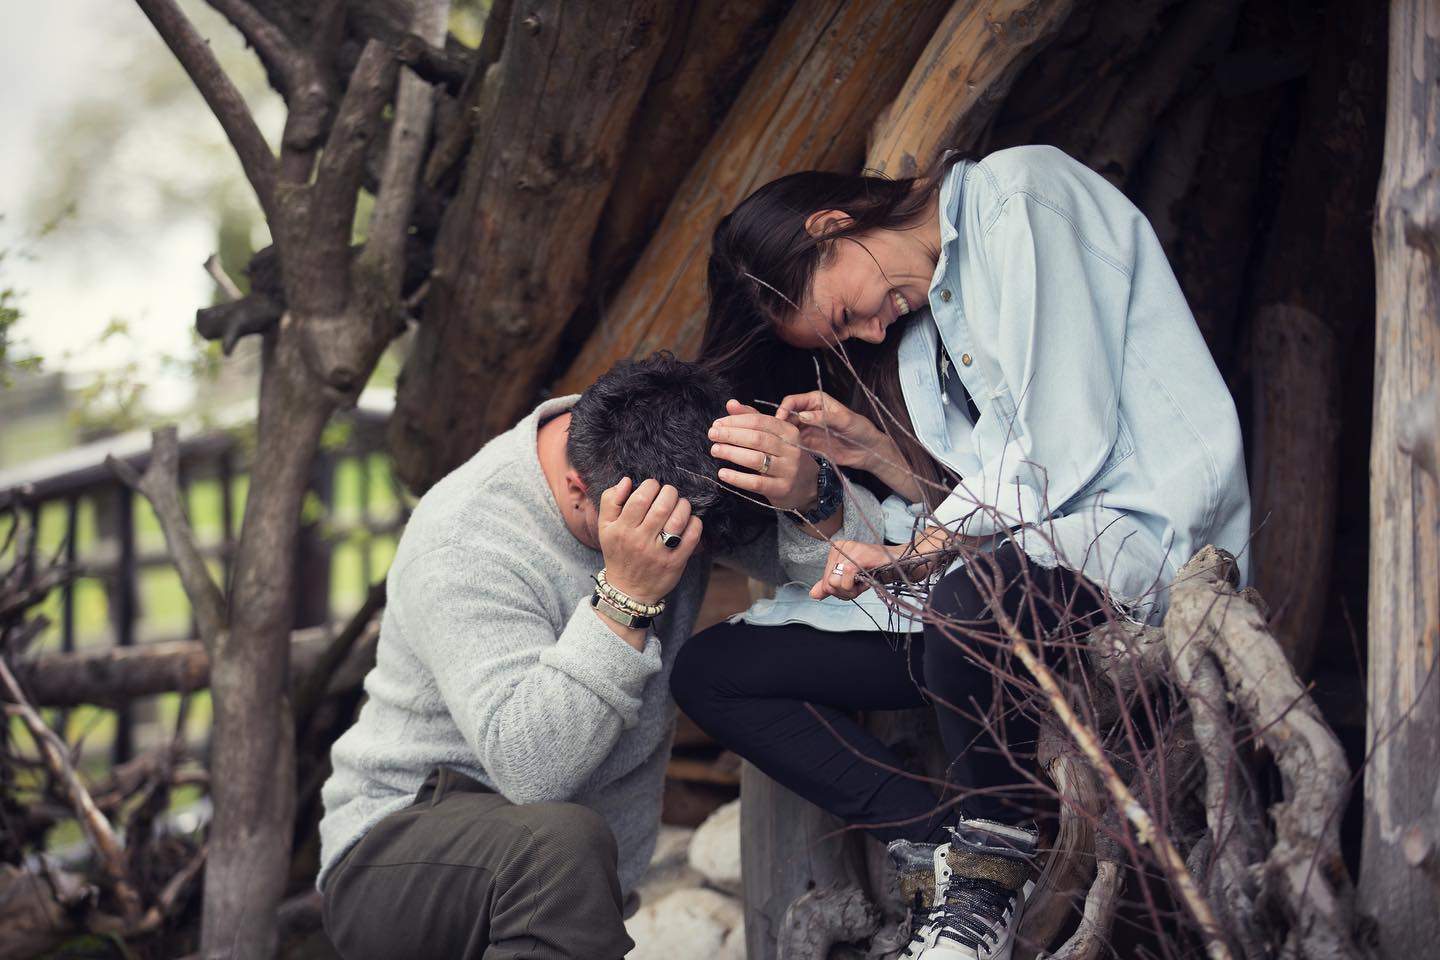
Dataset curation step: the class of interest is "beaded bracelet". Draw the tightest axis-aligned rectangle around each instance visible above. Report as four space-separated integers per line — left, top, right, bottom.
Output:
594 570 665 617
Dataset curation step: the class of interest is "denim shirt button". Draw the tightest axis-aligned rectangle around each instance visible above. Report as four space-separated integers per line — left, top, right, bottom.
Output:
940 289 953 302
960 353 973 366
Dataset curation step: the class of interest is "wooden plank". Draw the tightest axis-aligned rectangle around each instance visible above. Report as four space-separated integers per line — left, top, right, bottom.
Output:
740 761 869 960
1359 1 1440 952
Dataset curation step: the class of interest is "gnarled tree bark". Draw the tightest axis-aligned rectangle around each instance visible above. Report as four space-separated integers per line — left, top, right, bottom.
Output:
387 1 676 493
1359 0 1440 954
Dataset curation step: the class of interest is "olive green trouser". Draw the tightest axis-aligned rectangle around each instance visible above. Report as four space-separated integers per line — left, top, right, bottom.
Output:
322 768 634 960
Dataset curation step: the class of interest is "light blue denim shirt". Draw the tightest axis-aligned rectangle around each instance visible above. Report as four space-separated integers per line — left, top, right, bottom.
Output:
742 145 1251 630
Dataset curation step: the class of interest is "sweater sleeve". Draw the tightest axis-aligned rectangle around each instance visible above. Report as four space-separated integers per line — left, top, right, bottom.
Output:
396 544 662 805
719 477 887 583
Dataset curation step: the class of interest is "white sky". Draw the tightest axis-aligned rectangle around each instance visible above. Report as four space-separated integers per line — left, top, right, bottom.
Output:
1 1 273 413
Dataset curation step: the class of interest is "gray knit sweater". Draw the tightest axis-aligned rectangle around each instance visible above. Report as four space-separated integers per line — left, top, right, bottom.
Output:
318 396 882 894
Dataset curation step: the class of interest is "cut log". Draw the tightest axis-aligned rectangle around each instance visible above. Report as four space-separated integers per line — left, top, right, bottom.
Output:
387 1 677 493
586 0 788 290
1169 0 1292 367
1245 0 1386 676
8 623 379 709
556 0 953 394
1359 0 1440 954
867 0 1079 177
1083 0 1242 186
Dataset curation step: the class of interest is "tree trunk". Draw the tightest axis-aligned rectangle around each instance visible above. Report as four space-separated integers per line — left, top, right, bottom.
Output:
555 0 953 394
740 763 869 960
388 0 676 494
202 347 332 958
1246 0 1386 677
586 0 789 289
1360 1 1440 954
867 0 1079 177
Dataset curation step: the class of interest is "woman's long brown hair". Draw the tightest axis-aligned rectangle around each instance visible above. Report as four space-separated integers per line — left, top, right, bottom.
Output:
698 151 968 509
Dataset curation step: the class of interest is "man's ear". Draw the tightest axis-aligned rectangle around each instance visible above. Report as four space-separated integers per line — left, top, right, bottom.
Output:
565 469 589 500
804 209 853 239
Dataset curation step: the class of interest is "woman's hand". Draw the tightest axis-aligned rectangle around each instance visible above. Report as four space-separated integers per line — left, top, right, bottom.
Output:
778 390 887 470
809 541 901 601
809 526 956 600
779 390 921 502
709 399 821 511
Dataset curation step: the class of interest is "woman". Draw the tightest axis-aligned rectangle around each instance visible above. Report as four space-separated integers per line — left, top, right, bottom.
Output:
671 145 1250 959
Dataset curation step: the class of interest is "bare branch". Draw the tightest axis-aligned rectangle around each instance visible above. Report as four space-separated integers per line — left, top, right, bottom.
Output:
203 253 245 302
311 40 399 257
361 0 453 297
985 591 1234 959
14 623 377 708
133 0 278 221
1166 547 1374 960
1171 644 1267 957
294 580 387 737
1047 858 1122 960
195 293 283 355
0 656 144 924
106 427 227 647
206 0 307 95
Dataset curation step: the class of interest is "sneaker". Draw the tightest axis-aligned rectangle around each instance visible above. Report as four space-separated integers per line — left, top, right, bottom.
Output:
887 817 1039 960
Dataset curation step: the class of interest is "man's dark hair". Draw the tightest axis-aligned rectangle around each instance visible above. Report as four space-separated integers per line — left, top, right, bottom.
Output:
568 352 760 550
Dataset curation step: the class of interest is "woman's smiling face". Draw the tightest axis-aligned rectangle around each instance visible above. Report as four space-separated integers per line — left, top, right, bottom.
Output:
775 213 934 350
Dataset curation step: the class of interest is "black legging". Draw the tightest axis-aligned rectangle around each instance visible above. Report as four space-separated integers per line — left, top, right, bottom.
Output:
671 541 1105 844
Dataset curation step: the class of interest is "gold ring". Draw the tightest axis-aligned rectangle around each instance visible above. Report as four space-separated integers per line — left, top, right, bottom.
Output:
760 453 773 475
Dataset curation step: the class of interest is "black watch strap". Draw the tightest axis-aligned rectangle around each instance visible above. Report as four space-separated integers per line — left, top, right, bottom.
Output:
790 456 842 525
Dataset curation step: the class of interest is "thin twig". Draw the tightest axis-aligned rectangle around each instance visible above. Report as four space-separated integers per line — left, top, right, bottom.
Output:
133 0 278 221
0 655 144 924
107 427 227 649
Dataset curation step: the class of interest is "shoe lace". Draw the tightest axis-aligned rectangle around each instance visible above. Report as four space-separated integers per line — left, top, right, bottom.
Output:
910 874 1016 951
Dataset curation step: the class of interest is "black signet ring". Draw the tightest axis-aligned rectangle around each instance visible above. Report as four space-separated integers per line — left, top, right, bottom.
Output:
657 530 683 550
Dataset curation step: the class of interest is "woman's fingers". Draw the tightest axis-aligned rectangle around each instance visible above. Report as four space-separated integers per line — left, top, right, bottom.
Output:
708 425 787 455
779 390 831 414
717 467 785 496
712 413 796 440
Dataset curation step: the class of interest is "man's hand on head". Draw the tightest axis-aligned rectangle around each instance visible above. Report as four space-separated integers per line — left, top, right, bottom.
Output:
597 477 702 606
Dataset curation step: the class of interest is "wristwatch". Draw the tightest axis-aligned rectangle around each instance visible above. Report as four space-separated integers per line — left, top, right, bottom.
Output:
591 590 653 629
790 456 843 525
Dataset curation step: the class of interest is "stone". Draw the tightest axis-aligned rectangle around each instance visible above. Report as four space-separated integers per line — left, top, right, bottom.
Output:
633 825 703 907
688 797 742 894
624 887 745 960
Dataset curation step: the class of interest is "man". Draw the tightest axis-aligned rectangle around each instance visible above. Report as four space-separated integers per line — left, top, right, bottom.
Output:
318 353 879 959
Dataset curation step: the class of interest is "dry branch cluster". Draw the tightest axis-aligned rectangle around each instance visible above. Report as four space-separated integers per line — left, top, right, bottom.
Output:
760 546 1369 960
